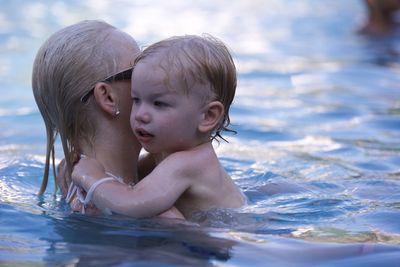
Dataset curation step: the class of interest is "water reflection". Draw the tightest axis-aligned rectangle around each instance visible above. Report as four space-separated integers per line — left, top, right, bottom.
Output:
0 0 366 88
42 215 236 266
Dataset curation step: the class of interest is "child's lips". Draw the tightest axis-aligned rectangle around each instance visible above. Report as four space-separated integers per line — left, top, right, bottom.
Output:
135 128 154 143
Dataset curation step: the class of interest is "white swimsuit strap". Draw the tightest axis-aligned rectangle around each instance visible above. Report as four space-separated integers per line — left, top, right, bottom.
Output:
105 171 124 183
65 182 87 214
65 154 88 203
65 182 77 203
83 177 116 206
64 156 129 214
65 178 116 214
66 182 86 203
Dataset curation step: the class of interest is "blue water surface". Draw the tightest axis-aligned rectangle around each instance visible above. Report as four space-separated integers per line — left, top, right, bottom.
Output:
1 0 400 266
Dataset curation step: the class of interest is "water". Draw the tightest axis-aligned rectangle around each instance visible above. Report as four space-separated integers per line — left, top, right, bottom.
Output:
1 0 400 266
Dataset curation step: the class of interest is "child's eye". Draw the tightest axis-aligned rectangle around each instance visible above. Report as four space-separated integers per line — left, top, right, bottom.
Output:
154 101 168 108
132 97 140 104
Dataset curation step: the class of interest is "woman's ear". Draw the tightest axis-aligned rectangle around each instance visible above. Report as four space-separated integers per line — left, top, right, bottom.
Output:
198 101 224 133
93 82 119 116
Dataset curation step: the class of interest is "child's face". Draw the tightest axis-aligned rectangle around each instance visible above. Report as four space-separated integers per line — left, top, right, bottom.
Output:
130 58 206 154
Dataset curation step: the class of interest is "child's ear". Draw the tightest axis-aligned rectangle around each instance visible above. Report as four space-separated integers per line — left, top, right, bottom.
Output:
198 101 224 133
93 82 119 116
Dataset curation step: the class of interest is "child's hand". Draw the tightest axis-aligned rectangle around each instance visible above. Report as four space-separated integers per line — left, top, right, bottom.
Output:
158 206 185 220
72 157 106 190
57 157 102 214
70 197 102 215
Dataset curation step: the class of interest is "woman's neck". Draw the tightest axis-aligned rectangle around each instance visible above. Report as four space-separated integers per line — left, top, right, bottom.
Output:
96 144 140 184
82 137 141 185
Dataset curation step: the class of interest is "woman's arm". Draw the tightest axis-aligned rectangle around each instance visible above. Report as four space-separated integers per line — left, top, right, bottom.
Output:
72 157 189 218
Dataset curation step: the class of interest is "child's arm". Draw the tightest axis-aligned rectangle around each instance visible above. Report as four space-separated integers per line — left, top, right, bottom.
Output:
137 152 166 179
72 156 190 218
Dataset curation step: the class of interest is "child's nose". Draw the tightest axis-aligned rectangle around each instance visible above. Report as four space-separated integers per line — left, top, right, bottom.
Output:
134 106 151 123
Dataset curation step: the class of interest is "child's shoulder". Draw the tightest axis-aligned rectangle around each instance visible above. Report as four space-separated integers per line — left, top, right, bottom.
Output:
162 149 202 168
171 142 213 159
160 143 215 173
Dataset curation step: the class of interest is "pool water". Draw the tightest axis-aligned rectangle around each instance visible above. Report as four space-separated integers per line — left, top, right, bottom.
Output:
1 0 400 266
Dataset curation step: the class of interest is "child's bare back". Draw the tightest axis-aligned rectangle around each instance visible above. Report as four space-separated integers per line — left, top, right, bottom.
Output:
154 142 245 216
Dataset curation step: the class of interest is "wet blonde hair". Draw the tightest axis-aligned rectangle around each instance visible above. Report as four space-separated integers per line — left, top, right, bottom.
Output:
134 34 237 141
32 20 135 195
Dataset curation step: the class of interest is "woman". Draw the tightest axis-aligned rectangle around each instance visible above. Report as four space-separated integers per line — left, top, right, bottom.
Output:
32 20 182 218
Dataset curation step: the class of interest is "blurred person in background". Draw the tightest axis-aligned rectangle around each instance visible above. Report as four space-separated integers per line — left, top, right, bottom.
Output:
359 0 400 35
